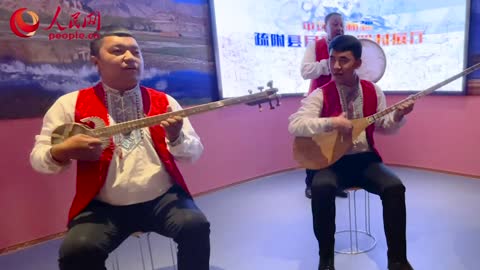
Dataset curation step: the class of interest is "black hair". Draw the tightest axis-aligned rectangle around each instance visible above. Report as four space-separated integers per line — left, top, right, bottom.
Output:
328 35 362 59
90 25 134 57
324 12 343 25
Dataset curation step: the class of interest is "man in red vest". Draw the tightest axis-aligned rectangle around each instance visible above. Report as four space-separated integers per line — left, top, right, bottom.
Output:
30 26 210 270
301 12 344 94
301 12 348 199
289 35 415 270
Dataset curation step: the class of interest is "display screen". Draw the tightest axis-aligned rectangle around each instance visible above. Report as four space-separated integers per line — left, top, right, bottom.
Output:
210 0 470 97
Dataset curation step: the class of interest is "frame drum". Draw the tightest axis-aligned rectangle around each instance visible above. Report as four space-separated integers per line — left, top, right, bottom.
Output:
356 38 387 83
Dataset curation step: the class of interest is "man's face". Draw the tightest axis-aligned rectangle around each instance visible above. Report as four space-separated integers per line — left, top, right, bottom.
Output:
92 36 144 90
325 15 344 40
328 50 361 85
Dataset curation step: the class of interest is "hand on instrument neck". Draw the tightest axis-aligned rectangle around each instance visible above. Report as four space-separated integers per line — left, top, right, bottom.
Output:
393 99 415 122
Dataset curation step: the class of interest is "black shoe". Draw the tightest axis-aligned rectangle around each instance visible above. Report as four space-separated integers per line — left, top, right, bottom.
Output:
319 259 335 270
336 190 348 198
305 186 312 199
388 261 414 270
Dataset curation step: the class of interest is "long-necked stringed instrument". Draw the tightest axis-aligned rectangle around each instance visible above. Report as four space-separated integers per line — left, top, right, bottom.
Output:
293 63 480 170
51 82 280 147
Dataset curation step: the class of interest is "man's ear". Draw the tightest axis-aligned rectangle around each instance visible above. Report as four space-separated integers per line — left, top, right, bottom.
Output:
354 58 362 69
90 55 98 67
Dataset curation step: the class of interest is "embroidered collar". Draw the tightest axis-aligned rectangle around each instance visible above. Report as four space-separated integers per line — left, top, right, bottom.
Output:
335 75 360 100
102 82 144 156
102 83 140 96
336 76 363 119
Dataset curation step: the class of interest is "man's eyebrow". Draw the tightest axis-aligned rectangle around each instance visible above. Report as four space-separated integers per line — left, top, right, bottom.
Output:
110 44 139 49
329 55 350 59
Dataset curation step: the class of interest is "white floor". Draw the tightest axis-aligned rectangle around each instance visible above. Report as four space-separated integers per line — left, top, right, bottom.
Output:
1 166 480 270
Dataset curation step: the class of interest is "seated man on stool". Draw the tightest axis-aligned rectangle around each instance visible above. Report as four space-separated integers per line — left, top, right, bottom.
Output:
288 35 415 270
301 12 348 199
30 25 210 270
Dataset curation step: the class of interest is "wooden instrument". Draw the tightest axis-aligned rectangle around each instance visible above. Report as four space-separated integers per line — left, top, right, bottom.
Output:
51 82 280 148
293 62 480 169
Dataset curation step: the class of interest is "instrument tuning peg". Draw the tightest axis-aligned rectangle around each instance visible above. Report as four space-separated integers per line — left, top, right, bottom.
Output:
248 89 253 95
257 86 264 92
269 87 281 106
266 80 273 88
268 100 275 110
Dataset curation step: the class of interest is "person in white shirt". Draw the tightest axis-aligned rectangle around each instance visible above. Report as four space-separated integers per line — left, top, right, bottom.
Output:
30 25 209 270
289 35 414 270
301 12 348 199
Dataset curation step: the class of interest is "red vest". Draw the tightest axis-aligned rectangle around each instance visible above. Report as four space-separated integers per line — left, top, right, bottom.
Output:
308 38 332 95
69 83 190 222
320 80 381 158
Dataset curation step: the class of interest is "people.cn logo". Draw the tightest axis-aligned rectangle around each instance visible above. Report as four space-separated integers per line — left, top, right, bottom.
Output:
10 8 40 38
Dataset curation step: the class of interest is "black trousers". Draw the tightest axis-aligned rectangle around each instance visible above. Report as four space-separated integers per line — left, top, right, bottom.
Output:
58 185 210 270
310 152 408 263
305 169 315 187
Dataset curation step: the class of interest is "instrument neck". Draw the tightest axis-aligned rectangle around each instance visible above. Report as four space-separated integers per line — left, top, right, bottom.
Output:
367 62 480 124
92 90 275 138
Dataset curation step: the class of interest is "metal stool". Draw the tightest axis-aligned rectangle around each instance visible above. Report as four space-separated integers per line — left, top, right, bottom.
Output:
334 187 376 254
111 232 177 270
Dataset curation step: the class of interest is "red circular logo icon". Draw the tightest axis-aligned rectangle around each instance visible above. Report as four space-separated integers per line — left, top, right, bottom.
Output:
10 8 40 38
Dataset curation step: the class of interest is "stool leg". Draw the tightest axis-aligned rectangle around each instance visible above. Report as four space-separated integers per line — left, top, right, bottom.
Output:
347 191 353 253
137 236 147 270
169 239 177 270
146 234 155 270
353 190 359 253
335 188 376 254
365 191 371 234
364 190 368 233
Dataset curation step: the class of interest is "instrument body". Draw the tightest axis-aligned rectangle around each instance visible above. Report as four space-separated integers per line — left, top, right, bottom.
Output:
51 116 108 147
293 118 369 169
51 123 95 145
51 122 109 148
